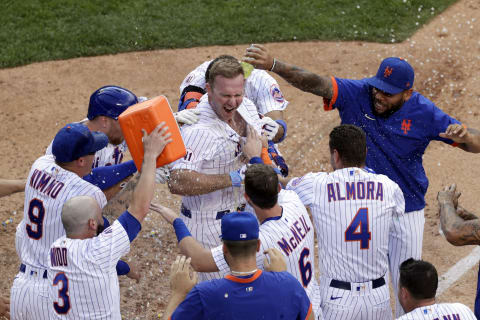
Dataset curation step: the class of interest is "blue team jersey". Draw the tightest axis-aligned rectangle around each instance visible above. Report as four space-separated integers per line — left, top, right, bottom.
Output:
475 266 480 319
170 270 312 320
324 77 461 212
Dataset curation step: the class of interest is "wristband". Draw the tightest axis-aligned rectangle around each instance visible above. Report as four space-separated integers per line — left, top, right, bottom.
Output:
249 157 264 164
270 58 277 72
229 171 242 187
173 218 192 243
275 119 287 143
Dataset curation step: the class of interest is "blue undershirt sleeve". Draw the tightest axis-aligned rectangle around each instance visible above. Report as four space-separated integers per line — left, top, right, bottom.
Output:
116 260 131 276
117 211 142 242
83 160 137 190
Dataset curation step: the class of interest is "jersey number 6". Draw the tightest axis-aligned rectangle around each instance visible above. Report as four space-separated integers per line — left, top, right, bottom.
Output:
298 248 312 287
26 198 45 240
345 208 371 249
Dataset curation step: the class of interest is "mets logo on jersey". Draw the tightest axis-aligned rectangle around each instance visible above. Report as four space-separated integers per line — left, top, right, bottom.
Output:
401 119 412 134
270 84 284 103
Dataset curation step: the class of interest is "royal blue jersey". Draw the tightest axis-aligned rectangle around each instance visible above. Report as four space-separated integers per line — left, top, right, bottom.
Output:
170 270 312 320
324 77 461 212
475 265 480 319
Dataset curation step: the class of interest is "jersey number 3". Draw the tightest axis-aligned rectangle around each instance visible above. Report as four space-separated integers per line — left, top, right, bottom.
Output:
53 272 71 315
26 198 45 240
345 208 371 249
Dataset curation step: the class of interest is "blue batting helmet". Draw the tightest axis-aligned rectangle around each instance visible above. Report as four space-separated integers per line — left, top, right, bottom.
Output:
87 85 138 120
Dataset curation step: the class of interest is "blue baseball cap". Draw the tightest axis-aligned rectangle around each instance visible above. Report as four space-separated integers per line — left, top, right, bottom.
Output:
52 123 109 162
221 211 259 241
366 57 414 95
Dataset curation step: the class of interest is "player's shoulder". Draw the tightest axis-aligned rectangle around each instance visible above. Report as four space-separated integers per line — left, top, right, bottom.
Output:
248 69 276 84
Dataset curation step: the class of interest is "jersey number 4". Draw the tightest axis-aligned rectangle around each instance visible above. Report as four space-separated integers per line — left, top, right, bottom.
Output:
26 198 45 240
345 208 371 249
53 272 71 315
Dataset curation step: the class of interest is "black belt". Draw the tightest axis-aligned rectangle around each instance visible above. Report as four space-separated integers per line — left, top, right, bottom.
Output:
181 205 230 220
20 263 47 279
330 276 385 290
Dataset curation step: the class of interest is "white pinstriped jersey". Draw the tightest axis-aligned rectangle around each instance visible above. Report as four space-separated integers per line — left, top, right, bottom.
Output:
47 219 131 319
396 303 476 320
180 60 289 114
15 155 107 270
46 119 127 168
211 190 322 316
287 167 405 282
171 94 263 213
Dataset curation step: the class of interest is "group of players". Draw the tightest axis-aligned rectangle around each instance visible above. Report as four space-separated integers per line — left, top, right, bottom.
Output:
1 43 480 319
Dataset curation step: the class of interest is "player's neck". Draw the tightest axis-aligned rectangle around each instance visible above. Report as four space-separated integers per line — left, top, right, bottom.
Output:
228 258 258 274
57 162 87 178
408 299 436 313
255 204 282 223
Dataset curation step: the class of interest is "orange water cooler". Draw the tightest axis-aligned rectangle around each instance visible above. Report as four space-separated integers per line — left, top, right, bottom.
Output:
119 96 186 170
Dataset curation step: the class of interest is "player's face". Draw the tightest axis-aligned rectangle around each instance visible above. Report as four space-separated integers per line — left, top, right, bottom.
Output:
371 87 405 116
106 118 124 145
208 74 245 122
80 153 96 176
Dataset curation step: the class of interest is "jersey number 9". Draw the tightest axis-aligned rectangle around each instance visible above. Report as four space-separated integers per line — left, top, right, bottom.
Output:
26 198 45 240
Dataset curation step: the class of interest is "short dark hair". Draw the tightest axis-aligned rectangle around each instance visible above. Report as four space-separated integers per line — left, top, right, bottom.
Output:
399 258 438 300
245 164 278 209
223 239 258 258
329 124 367 167
206 55 243 87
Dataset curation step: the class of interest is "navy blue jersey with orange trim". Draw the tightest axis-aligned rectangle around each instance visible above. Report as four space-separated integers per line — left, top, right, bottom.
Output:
170 270 312 320
324 77 461 212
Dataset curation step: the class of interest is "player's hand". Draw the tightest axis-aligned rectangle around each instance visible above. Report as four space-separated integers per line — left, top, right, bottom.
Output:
142 122 173 159
439 124 469 143
126 262 141 283
264 248 287 272
170 256 198 296
242 125 262 160
260 116 280 141
0 295 10 318
243 44 275 71
155 166 170 184
437 184 459 206
150 202 178 225
174 109 201 125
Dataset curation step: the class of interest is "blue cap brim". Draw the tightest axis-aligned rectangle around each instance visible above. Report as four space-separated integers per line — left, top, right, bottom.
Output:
89 131 109 153
366 77 404 95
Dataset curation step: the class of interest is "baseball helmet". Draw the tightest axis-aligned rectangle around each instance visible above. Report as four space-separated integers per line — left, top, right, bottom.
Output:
87 85 138 120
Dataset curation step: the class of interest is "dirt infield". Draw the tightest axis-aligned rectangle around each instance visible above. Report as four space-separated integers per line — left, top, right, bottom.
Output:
1 0 479 318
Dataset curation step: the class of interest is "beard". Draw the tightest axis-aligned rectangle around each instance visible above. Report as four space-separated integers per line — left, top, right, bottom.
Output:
371 93 405 118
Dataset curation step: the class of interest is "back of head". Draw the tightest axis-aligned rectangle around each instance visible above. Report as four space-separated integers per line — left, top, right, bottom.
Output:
329 124 367 167
221 211 259 259
245 164 278 209
87 85 138 120
399 258 438 300
206 56 244 87
61 196 100 237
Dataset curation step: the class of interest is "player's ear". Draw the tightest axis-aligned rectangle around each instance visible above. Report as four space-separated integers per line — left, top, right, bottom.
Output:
205 82 212 95
256 239 261 252
87 218 96 232
403 88 413 101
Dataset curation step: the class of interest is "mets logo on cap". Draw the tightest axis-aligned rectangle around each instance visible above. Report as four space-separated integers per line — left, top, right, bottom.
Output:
270 84 284 103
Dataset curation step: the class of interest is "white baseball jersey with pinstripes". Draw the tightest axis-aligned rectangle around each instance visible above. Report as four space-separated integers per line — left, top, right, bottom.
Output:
287 167 405 282
210 190 323 319
47 219 131 319
180 60 289 114
396 303 476 320
46 120 127 168
16 155 107 269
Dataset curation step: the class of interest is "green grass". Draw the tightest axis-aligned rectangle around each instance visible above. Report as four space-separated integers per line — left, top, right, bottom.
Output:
0 0 457 68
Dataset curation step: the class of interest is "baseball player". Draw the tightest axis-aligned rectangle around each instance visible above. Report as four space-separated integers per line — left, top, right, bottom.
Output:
152 164 323 319
396 258 476 320
167 57 265 280
47 123 172 319
286 124 405 320
162 212 315 320
244 44 480 317
437 183 480 318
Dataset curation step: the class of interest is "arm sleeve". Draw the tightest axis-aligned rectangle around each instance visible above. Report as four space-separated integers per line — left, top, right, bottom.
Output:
286 173 318 207
170 287 205 320
393 182 406 217
429 104 462 143
323 77 367 113
171 128 217 172
210 245 231 277
116 260 130 276
246 71 288 114
83 160 137 190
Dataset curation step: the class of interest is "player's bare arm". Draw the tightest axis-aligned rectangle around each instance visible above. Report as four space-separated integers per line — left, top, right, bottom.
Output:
0 178 26 197
168 170 233 196
438 184 480 246
440 125 480 153
244 44 333 99
102 173 140 221
150 203 219 272
163 256 198 320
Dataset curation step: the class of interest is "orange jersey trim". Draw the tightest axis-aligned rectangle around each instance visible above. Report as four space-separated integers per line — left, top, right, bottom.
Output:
261 147 273 165
304 303 312 320
323 76 338 111
225 270 262 283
